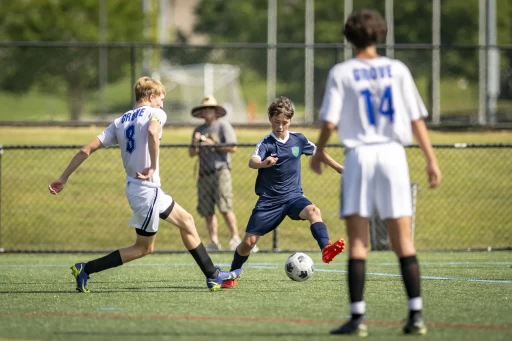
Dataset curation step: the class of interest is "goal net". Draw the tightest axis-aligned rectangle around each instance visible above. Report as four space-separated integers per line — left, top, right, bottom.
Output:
156 63 248 124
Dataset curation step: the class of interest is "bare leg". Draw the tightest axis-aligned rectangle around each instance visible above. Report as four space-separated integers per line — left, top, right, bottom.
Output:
346 215 369 259
164 202 220 279
221 211 240 240
385 216 416 257
205 214 219 245
237 233 260 256
165 202 201 250
299 204 331 251
119 234 156 263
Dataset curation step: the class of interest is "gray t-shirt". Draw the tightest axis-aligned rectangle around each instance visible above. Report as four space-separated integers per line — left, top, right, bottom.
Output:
192 120 237 176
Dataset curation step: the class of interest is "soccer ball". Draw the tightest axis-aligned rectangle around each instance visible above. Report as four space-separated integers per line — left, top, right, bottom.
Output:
284 252 314 282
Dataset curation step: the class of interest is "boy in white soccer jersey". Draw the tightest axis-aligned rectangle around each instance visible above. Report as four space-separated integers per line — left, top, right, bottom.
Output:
310 10 441 336
48 77 241 292
221 96 345 289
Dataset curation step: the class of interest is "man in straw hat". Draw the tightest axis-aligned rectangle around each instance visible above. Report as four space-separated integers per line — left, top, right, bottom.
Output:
189 96 254 252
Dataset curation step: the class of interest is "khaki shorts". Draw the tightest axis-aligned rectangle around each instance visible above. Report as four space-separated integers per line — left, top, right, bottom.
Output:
197 168 233 216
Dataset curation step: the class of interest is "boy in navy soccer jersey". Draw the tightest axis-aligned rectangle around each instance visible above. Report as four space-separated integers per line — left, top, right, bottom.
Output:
221 96 345 289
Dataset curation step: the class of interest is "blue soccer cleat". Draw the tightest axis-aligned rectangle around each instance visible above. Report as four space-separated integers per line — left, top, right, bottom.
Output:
70 262 90 293
207 268 242 291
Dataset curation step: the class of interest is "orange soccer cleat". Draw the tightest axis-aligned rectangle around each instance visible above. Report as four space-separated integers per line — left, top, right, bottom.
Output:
221 278 239 289
322 239 346 263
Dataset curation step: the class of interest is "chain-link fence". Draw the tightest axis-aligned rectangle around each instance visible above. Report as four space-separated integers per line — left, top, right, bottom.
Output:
1 144 510 252
0 42 511 125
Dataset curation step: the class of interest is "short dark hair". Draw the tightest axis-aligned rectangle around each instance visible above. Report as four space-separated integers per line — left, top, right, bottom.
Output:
343 9 387 49
268 96 294 119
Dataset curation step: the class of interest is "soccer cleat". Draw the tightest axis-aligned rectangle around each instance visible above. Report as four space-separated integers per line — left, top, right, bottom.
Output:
403 318 427 335
221 277 239 289
322 239 346 263
207 268 242 291
70 262 90 293
330 320 368 337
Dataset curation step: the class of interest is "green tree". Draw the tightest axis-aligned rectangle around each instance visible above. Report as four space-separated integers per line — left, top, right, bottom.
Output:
0 0 145 120
191 0 511 110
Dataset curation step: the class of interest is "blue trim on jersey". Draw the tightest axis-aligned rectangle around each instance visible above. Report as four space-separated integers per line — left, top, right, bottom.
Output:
141 188 158 231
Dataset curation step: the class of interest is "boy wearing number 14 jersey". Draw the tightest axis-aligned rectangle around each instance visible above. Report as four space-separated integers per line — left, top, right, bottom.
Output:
310 9 442 337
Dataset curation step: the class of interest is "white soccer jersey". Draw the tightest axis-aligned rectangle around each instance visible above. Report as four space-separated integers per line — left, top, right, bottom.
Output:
97 106 167 187
320 57 427 148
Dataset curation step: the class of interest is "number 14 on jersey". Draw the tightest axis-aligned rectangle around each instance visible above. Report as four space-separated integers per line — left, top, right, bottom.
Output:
360 85 395 125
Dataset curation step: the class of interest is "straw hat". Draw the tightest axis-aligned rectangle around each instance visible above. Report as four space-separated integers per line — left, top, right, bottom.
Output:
191 96 227 118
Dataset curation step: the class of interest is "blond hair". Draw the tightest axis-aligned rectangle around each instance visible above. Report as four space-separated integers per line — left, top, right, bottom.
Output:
134 77 166 102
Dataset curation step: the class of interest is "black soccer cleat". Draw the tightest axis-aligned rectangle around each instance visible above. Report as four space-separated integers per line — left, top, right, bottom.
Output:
330 319 368 337
403 318 427 335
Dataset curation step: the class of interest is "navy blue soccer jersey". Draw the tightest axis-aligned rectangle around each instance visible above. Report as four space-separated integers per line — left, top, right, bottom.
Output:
252 132 316 199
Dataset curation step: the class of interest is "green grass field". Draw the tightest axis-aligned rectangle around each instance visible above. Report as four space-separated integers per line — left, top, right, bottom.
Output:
0 128 511 251
0 252 511 341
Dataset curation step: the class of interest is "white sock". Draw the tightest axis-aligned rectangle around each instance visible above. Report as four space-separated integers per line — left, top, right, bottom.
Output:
408 297 423 311
350 301 366 315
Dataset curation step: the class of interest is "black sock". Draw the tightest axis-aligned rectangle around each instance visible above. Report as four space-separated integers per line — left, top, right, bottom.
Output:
400 255 423 320
348 259 366 320
351 314 364 322
399 255 421 299
310 222 330 250
409 310 422 321
348 258 366 302
230 249 249 271
188 243 218 278
84 250 123 275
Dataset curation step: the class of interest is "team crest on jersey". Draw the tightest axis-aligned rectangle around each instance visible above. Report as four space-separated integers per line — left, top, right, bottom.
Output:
291 146 300 157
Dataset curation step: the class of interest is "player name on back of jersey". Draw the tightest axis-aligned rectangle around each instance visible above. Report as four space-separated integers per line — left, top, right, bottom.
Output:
352 65 392 81
121 107 146 124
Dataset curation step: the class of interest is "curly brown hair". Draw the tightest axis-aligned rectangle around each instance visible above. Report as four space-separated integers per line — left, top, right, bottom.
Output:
343 9 387 49
268 96 295 119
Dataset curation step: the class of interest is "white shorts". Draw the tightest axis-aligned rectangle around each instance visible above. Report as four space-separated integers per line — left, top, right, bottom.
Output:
341 142 412 219
125 182 174 234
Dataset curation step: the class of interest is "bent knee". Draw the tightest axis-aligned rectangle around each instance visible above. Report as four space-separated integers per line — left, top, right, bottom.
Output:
348 243 368 259
240 238 258 250
135 243 154 257
143 245 154 255
177 213 196 232
305 205 322 220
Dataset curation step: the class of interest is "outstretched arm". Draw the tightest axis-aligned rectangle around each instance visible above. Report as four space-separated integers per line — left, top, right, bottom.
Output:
48 137 103 194
310 121 336 175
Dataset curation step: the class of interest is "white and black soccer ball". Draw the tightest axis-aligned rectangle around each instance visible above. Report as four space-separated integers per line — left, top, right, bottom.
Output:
284 252 314 282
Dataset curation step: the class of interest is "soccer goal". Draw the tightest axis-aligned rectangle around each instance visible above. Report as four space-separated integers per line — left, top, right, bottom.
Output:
156 63 248 124
369 183 419 251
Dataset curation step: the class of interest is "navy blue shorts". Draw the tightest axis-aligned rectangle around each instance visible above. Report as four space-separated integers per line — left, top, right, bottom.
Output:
245 196 313 236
